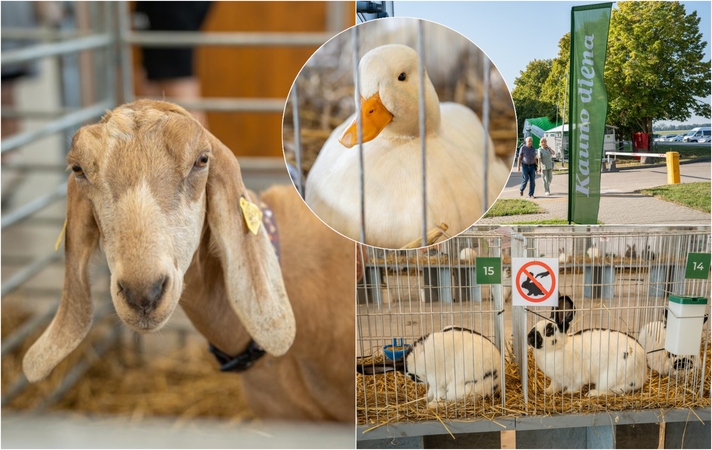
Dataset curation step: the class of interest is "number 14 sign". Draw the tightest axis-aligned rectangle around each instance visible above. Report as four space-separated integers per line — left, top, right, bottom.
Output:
685 253 711 279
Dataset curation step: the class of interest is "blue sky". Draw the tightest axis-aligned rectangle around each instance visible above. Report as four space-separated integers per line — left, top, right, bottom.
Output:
393 1 711 125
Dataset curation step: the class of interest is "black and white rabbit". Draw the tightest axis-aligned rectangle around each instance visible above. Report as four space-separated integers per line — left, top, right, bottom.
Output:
527 295 647 396
357 327 501 408
637 309 706 376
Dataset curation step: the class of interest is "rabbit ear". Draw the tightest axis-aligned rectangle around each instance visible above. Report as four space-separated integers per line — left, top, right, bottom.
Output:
554 295 575 333
23 176 99 382
205 135 295 357
357 359 405 375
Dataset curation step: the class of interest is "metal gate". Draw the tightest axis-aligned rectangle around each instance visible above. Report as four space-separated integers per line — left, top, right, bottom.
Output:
1 0 344 410
511 226 711 416
357 227 508 424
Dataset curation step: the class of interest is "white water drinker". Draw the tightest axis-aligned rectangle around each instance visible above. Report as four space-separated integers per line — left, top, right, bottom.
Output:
664 295 708 355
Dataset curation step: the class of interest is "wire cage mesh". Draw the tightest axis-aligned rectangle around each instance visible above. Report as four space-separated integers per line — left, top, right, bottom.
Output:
283 17 516 248
511 226 711 416
356 227 509 425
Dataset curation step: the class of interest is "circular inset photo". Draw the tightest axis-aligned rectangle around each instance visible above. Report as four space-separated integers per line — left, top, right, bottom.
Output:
283 17 516 249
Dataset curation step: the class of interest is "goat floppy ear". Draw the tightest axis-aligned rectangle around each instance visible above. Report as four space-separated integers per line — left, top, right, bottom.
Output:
205 136 295 356
23 176 99 382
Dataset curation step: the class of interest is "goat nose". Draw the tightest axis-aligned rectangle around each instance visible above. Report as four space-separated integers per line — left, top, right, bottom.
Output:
118 276 168 313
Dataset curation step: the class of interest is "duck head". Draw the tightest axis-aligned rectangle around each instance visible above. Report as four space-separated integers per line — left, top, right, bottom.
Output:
339 44 442 148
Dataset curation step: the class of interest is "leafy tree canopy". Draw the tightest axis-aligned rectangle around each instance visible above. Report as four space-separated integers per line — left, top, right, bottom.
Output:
512 1 711 138
606 1 711 134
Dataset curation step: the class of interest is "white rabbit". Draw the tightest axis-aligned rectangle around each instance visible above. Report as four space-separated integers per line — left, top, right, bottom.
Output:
527 295 647 396
558 247 572 264
406 327 501 407
637 310 705 377
459 247 478 261
586 245 600 259
357 327 501 408
501 267 512 302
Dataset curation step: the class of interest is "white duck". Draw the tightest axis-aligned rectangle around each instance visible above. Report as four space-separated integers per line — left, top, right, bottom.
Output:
305 44 510 248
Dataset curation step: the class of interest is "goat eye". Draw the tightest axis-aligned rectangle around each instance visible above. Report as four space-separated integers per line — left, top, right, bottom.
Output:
194 153 209 169
71 165 85 178
398 72 406 81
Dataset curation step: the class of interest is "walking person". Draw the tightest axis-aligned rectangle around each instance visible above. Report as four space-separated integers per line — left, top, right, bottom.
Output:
517 137 538 198
538 138 556 196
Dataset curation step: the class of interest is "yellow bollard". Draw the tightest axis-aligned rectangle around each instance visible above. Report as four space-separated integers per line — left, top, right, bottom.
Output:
666 151 680 184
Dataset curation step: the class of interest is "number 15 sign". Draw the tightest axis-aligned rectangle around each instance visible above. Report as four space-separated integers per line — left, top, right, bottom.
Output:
511 258 560 306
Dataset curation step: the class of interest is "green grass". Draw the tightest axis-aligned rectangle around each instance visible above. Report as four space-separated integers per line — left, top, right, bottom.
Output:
637 182 711 213
483 199 543 218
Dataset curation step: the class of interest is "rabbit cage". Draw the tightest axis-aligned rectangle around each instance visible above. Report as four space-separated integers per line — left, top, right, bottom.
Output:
511 226 711 416
356 227 511 425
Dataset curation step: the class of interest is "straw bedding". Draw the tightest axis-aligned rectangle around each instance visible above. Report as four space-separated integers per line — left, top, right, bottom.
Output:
2 303 254 421
357 340 711 427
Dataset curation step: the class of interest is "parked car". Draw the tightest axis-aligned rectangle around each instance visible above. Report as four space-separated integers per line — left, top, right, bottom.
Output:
682 127 711 142
670 134 684 142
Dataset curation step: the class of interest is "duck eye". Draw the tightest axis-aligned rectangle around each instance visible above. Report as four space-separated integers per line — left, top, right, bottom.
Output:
71 164 85 178
398 72 406 81
194 152 209 168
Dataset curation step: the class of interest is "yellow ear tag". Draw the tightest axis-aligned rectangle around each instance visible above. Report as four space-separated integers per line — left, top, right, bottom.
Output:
240 197 263 235
55 219 68 251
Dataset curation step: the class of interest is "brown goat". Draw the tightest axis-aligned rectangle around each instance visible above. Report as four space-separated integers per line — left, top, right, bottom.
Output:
23 100 355 422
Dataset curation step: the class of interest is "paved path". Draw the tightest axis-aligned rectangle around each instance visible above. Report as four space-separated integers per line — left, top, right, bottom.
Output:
477 161 711 225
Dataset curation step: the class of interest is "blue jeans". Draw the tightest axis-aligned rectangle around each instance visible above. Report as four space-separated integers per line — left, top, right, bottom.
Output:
520 164 536 196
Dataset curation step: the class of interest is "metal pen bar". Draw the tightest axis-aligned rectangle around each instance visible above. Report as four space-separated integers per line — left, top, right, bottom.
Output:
1 251 63 298
1 28 93 40
103 2 118 111
0 108 80 119
1 305 58 356
0 300 115 408
1 375 29 408
117 1 134 103
1 101 110 154
482 57 490 215
124 31 336 47
417 21 427 248
1 163 66 172
353 27 366 244
36 326 120 412
0 34 113 66
1 182 67 230
291 87 304 197
143 97 286 113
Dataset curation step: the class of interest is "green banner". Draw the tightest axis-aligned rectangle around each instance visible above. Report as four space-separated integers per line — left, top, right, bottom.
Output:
568 3 612 224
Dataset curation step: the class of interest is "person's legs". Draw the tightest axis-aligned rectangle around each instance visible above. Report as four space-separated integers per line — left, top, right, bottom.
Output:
527 165 536 197
519 166 530 194
542 169 551 194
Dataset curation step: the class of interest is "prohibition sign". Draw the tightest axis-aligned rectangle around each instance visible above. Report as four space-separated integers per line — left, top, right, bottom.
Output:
515 260 557 303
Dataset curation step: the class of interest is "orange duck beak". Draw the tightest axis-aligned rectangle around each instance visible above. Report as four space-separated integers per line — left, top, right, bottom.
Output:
339 93 393 148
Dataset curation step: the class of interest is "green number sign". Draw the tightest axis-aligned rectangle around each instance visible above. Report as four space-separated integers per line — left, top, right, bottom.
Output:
476 257 501 284
685 253 711 279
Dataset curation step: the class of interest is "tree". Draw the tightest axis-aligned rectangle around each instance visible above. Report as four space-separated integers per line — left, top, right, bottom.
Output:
605 1 711 136
539 33 571 119
512 59 557 133
512 59 553 100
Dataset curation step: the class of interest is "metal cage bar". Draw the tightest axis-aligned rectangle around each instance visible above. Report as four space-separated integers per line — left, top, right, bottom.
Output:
357 228 508 424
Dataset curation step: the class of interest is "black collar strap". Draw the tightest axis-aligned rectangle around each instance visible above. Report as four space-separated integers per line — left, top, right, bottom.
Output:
207 200 280 373
209 341 266 373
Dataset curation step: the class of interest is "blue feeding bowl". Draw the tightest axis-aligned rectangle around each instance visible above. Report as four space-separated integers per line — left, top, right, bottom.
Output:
383 338 411 361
